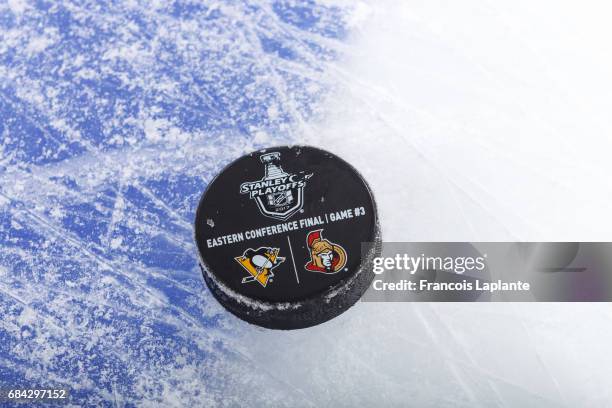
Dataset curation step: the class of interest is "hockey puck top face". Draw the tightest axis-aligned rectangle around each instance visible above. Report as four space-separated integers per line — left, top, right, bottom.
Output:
195 145 379 328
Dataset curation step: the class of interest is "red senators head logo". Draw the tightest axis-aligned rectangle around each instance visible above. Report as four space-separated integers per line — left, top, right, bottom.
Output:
304 229 347 274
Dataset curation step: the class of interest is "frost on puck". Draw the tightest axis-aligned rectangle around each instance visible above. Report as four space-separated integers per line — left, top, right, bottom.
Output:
194 146 380 329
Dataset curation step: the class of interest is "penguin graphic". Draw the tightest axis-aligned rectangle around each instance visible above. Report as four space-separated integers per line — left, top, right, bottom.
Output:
235 247 285 287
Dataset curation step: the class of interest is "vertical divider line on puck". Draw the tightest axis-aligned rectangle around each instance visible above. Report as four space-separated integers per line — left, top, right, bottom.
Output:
286 236 300 284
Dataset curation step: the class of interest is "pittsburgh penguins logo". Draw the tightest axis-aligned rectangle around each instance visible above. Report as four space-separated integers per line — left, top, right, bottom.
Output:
304 229 347 274
235 247 285 287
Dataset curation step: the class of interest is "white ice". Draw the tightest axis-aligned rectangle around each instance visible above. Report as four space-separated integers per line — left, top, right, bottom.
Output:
239 1 612 407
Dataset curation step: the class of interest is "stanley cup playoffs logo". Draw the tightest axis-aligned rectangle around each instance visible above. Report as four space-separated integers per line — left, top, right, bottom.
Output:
240 152 313 220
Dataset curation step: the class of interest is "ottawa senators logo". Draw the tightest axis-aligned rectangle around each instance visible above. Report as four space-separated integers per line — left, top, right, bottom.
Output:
304 229 347 274
235 247 285 287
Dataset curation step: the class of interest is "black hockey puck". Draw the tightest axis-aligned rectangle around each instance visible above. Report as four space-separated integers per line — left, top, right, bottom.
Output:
194 146 380 329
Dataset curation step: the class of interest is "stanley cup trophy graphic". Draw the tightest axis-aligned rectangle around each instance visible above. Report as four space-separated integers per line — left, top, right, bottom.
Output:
260 152 294 209
240 151 312 220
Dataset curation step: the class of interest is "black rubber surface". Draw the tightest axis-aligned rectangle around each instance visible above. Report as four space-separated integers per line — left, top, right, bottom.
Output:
195 146 380 329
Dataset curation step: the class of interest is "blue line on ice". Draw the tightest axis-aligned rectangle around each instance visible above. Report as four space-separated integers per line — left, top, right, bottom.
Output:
0 1 347 405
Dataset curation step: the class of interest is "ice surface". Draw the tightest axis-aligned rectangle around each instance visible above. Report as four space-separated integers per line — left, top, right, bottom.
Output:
0 1 344 405
293 1 612 406
1 0 612 406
